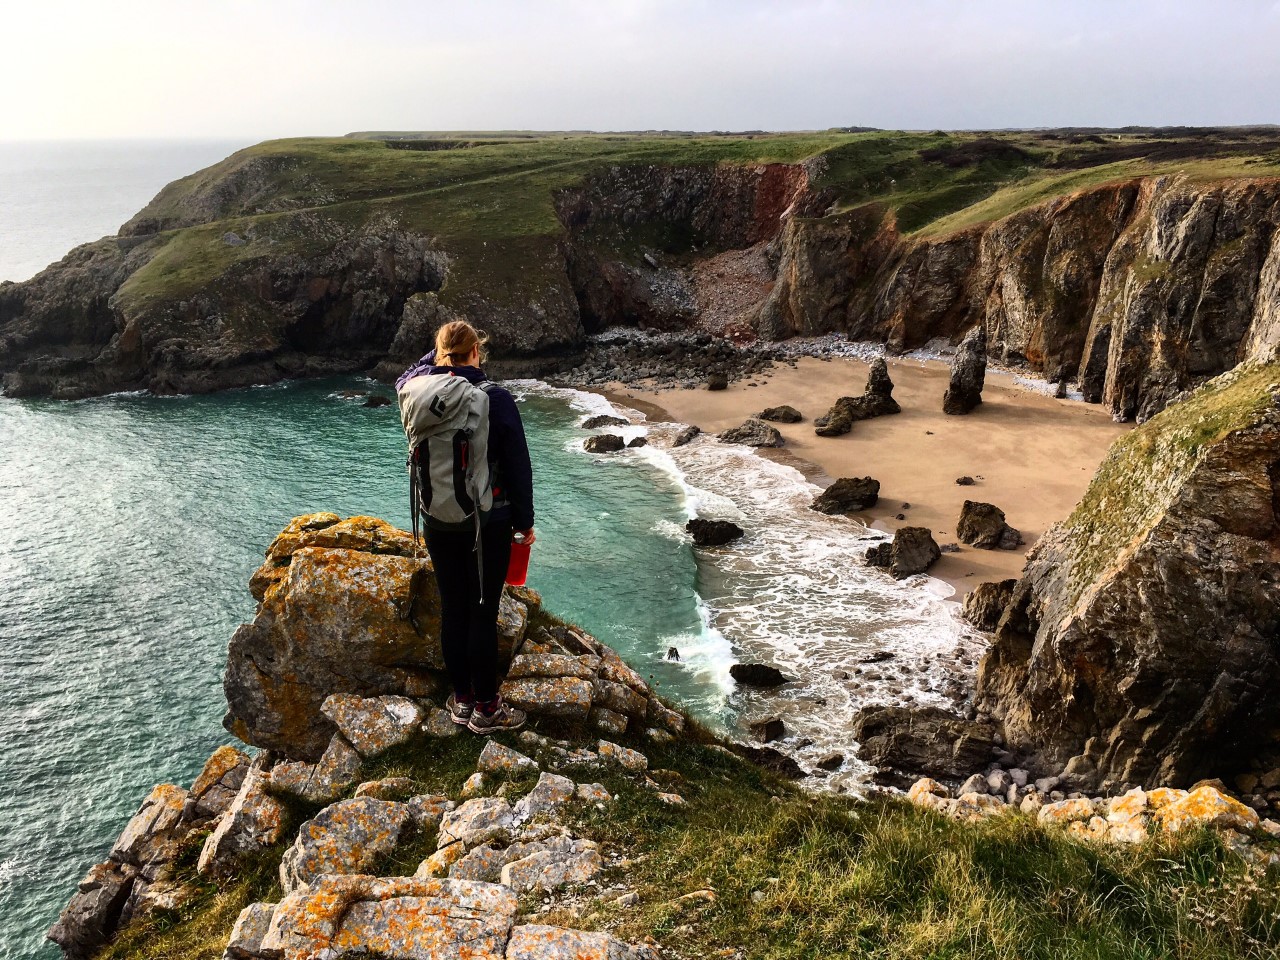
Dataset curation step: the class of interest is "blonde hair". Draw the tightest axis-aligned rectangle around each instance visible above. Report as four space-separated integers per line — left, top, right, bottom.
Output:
434 320 488 367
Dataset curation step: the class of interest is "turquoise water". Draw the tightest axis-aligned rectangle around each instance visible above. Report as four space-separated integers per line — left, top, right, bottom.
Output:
0 139 252 283
0 378 715 958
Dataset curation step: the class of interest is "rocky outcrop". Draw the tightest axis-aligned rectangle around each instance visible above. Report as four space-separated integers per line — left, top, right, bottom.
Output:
943 325 987 414
813 358 902 436
810 477 880 513
977 363 1280 791
956 501 1023 550
865 527 941 579
584 433 626 453
851 706 999 788
962 579 1018 630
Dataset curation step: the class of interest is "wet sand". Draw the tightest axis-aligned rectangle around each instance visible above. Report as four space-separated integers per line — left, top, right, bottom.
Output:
605 356 1131 597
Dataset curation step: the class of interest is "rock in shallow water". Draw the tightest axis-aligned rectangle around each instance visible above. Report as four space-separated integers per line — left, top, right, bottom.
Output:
864 527 941 578
685 518 744 546
717 418 784 447
730 663 788 687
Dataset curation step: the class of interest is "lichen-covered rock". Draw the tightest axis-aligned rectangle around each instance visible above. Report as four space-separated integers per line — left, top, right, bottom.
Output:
646 697 685 735
810 477 880 514
506 925 639 960
717 418 784 447
321 693 424 758
864 526 941 579
977 364 1280 790
501 841 603 893
355 777 418 801
1156 786 1260 833
507 653 601 681
280 797 416 893
477 741 538 777
943 325 986 414
514 772 577 821
598 741 648 772
109 784 189 868
198 757 287 878
258 875 518 960
267 733 362 804
46 861 137 959
416 842 467 879
590 706 629 736
1037 798 1098 826
183 745 250 823
226 903 276 960
499 677 593 719
421 707 460 738
439 797 517 849
592 678 648 718
956 501 1023 550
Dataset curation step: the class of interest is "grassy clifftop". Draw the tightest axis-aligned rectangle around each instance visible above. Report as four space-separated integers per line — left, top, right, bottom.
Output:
113 129 1280 317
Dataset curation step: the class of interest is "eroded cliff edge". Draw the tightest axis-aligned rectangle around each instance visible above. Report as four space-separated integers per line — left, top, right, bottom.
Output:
975 362 1280 791
3 133 1278 420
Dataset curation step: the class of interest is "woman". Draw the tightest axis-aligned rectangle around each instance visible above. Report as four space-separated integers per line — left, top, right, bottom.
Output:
397 320 535 734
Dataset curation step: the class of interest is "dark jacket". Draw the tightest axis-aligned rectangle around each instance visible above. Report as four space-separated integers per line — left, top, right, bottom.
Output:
397 353 535 531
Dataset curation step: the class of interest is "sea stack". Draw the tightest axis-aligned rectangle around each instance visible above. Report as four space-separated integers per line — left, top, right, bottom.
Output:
943 326 987 415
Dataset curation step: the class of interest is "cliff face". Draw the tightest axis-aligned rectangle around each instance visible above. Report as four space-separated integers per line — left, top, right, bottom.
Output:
3 134 1280 410
975 363 1280 791
554 162 820 333
761 176 1280 421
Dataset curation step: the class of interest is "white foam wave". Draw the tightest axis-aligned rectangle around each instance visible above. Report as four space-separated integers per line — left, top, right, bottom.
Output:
521 381 983 791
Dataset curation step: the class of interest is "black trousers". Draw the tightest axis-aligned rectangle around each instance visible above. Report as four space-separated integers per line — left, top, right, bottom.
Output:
425 518 513 703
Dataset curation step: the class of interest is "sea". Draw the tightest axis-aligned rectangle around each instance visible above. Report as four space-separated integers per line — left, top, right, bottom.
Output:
0 141 976 958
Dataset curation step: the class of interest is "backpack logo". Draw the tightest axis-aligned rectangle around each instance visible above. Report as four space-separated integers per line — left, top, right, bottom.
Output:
429 395 447 419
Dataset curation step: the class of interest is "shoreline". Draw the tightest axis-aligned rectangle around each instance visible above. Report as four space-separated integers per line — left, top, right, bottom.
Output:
598 355 1131 596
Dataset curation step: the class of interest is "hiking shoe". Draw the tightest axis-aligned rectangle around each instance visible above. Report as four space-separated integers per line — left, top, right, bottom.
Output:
446 694 474 726
467 699 527 735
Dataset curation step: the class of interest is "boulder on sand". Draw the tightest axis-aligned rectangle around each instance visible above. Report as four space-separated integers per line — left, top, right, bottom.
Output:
758 405 803 423
582 414 629 429
943 326 987 415
864 527 941 579
810 477 880 513
956 501 1023 550
814 358 902 437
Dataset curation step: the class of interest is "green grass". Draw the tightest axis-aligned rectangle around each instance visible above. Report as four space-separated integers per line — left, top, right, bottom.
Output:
97 708 1280 960
108 129 1280 324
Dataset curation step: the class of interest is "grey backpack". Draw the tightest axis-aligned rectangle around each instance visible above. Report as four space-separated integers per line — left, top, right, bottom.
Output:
397 372 498 551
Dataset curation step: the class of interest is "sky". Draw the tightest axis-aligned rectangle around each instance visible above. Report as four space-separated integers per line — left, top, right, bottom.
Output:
4 0 1279 140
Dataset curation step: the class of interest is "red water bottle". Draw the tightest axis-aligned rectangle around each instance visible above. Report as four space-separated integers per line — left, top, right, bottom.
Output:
506 531 532 586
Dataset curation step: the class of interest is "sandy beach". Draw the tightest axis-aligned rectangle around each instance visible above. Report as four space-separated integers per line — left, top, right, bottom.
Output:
607 355 1131 597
